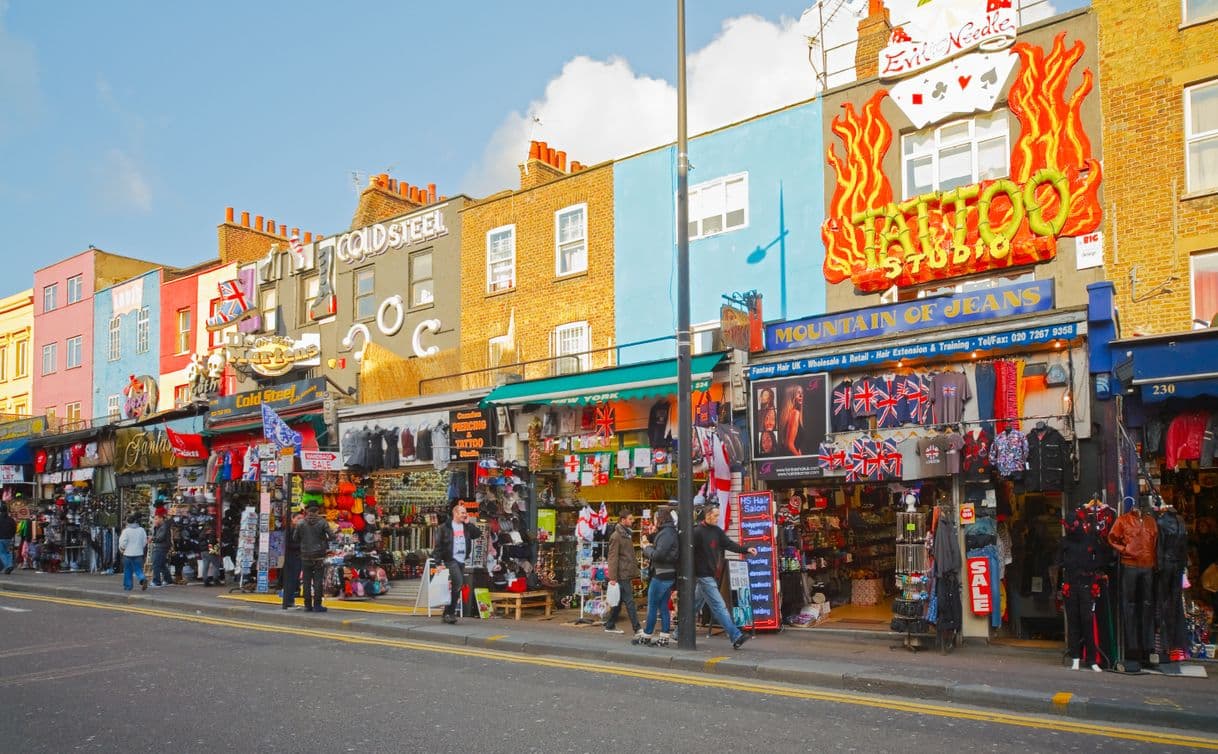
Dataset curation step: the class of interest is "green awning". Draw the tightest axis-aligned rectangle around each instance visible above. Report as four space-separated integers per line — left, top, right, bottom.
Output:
482 353 726 406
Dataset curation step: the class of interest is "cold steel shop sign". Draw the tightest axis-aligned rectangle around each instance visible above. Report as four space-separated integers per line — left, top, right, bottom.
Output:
449 408 492 461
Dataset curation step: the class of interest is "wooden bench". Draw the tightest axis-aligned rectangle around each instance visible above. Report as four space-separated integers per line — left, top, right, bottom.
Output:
487 590 553 620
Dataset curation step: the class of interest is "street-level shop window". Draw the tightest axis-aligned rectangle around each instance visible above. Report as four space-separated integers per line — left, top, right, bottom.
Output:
176 308 191 354
411 250 433 307
555 204 588 276
43 283 58 313
41 343 56 375
137 306 150 353
107 394 121 421
66 335 82 369
67 274 84 304
902 109 1009 199
108 316 121 361
487 225 516 293
1193 251 1218 327
355 268 376 320
15 340 26 377
1184 0 1218 25
551 321 590 376
1186 80 1218 194
261 288 277 332
687 173 748 240
65 402 81 427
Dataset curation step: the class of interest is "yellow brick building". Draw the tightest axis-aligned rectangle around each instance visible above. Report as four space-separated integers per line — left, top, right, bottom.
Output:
1097 0 1218 333
0 289 34 418
458 143 615 384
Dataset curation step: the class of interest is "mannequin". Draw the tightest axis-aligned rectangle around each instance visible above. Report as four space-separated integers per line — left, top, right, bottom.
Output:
1108 501 1158 660
1154 496 1189 658
1059 505 1103 671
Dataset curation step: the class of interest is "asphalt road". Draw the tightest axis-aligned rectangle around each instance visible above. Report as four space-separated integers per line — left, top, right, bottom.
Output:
0 593 1213 753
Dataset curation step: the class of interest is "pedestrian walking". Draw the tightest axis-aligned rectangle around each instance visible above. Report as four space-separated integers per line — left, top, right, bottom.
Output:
149 514 173 587
118 514 148 591
200 531 224 586
603 512 643 640
281 511 304 609
296 501 334 612
692 503 756 649
0 506 16 575
431 502 481 625
637 505 680 647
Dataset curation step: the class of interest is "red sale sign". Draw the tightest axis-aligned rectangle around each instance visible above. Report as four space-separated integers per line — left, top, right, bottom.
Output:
968 556 992 615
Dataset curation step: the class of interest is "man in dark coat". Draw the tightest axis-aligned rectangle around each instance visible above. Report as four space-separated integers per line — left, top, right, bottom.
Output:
692 504 756 649
603 512 641 638
295 502 334 613
432 503 482 624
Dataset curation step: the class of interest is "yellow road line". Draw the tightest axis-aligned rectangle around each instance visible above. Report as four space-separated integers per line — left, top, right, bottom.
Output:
485 634 508 641
4 589 1216 749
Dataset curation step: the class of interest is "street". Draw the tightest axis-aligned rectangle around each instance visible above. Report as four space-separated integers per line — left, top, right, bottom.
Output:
0 593 1214 753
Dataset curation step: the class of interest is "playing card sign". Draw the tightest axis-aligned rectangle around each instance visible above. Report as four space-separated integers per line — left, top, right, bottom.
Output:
879 0 1018 80
889 50 1017 128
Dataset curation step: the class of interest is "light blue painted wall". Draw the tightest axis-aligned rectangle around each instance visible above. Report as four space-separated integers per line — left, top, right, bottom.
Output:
613 99 826 363
93 269 162 420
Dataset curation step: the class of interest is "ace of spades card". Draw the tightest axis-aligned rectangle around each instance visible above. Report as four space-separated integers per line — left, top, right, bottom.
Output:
889 51 1018 129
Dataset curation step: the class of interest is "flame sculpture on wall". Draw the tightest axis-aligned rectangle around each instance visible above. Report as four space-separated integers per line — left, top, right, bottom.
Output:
821 33 1102 292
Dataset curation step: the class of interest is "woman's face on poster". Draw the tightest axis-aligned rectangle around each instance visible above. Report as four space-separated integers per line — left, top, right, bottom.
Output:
761 407 777 431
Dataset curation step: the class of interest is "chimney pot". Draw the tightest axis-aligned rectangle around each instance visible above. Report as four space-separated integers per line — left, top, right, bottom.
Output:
428 183 436 203
279 224 286 237
388 178 397 191
529 141 541 160
255 215 264 232
556 151 567 171
409 186 420 202
241 211 250 227
225 207 235 223
538 141 548 159
439 195 447 202
304 232 312 243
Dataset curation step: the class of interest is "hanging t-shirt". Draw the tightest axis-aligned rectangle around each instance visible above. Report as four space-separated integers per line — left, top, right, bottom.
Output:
875 376 904 429
432 424 451 470
852 377 881 418
931 371 972 425
897 437 926 480
989 429 1029 477
943 432 965 475
648 400 671 447
451 522 467 565
917 435 950 476
830 379 855 432
895 373 924 425
963 430 995 481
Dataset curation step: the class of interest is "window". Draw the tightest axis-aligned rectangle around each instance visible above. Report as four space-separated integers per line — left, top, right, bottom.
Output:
174 384 191 407
486 225 516 293
1186 81 1218 194
208 298 224 349
551 321 590 375
411 251 434 307
14 340 26 377
107 395 121 422
65 402 81 426
41 343 56 375
555 204 588 276
108 316 121 361
1184 0 1218 24
902 110 1010 199
43 283 58 313
0 345 6 382
691 322 722 355
260 288 277 332
45 407 56 428
66 335 83 368
176 308 191 354
137 307 150 353
688 173 749 240
354 268 376 320
1193 251 1218 327
12 399 27 417
67 275 84 304
299 275 319 325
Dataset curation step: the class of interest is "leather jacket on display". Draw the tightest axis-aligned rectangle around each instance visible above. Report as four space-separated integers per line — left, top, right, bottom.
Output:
1108 510 1158 569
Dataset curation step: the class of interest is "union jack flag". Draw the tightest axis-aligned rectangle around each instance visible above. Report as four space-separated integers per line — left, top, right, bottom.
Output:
902 375 931 424
875 379 902 428
817 443 847 470
832 382 853 421
852 378 879 415
217 279 249 309
846 438 870 482
860 440 885 479
879 438 903 479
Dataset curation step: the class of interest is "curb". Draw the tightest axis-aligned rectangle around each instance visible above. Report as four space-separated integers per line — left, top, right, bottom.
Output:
3 580 1217 735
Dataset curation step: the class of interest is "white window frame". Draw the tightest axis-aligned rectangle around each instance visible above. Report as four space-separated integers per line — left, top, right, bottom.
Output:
551 321 590 376
299 275 320 326
66 335 83 369
354 267 376 321
261 288 277 332
43 283 58 313
411 250 434 307
66 274 83 304
687 172 750 241
137 306 150 353
108 316 121 361
107 394 121 421
901 110 1010 200
1185 80 1218 194
486 224 516 294
41 343 56 375
1192 250 1218 326
1183 0 1218 25
555 203 588 277
176 308 191 354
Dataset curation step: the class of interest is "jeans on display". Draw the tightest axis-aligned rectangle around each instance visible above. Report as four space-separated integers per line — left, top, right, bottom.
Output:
0 539 12 571
446 560 467 616
301 558 325 609
603 584 640 631
150 548 172 586
281 552 301 607
974 362 996 431
1157 567 1187 651
1120 565 1154 653
693 576 742 643
122 555 145 590
644 577 676 634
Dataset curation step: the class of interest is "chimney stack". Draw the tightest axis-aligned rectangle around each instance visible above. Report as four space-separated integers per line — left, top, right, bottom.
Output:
855 0 891 81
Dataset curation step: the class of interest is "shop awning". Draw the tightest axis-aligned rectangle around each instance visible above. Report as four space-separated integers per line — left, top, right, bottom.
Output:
482 353 725 406
1115 328 1218 402
0 438 33 465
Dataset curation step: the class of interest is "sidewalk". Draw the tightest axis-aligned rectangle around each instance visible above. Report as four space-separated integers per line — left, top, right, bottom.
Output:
3 569 1216 733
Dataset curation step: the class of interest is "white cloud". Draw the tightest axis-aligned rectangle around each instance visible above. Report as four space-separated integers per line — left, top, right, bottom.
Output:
463 14 818 195
92 148 152 213
0 0 43 141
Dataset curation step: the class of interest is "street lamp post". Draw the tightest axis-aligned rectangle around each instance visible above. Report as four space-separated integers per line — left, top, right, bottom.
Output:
675 0 696 651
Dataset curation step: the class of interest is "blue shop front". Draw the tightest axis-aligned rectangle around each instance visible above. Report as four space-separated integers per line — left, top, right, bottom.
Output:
747 279 1095 647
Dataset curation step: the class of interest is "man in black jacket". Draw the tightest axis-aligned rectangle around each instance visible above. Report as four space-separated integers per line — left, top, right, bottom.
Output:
281 511 304 610
149 514 173 587
693 504 755 649
0 506 16 575
296 502 334 613
432 503 481 624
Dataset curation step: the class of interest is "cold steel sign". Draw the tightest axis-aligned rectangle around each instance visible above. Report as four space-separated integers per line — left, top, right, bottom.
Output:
328 207 449 266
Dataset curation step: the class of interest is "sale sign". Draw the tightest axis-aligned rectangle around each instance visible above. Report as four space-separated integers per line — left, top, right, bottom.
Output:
968 556 992 615
959 503 976 525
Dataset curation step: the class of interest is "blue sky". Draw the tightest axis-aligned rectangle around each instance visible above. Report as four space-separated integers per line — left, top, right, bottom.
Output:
0 0 816 293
